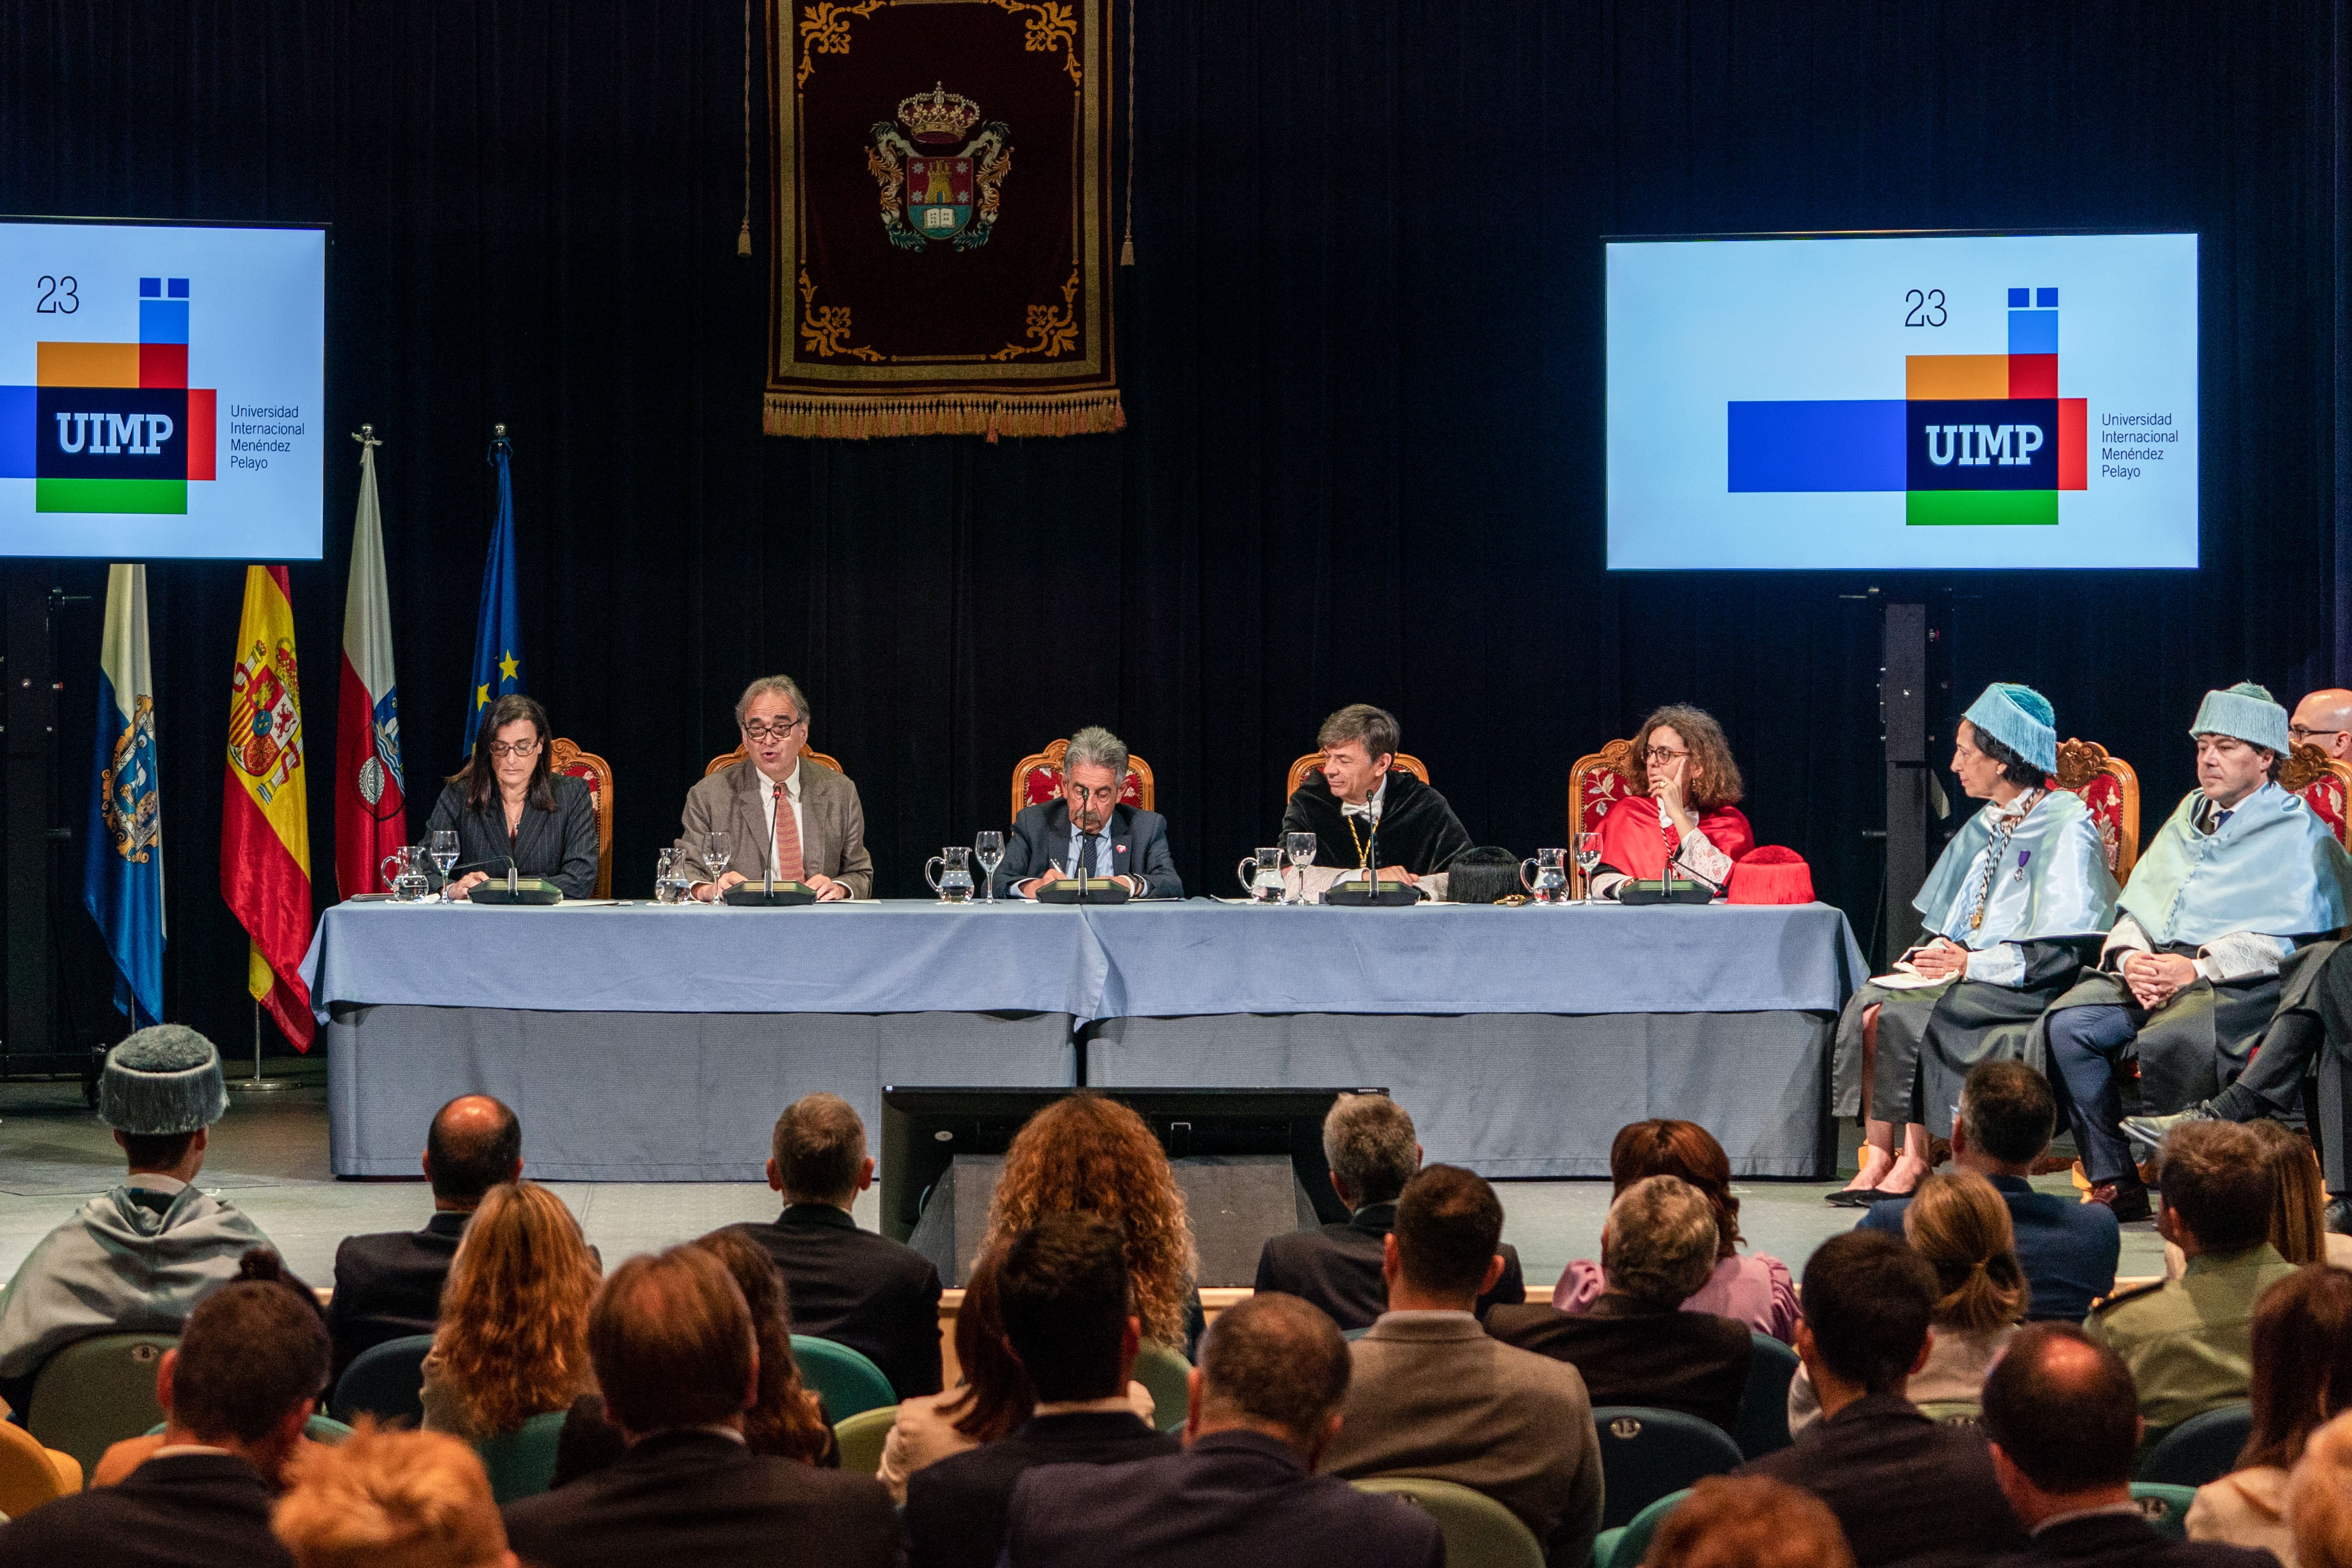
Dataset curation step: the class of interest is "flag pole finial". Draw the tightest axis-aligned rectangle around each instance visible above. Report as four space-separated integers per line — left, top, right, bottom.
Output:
352 424 379 447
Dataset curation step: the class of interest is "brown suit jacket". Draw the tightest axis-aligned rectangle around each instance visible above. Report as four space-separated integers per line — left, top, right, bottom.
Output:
674 758 874 898
1321 1309 1605 1568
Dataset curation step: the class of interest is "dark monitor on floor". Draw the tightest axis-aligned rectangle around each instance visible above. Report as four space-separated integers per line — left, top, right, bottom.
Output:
878 1086 1377 1246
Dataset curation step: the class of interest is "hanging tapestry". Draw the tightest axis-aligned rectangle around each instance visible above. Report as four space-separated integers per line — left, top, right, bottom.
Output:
765 0 1122 439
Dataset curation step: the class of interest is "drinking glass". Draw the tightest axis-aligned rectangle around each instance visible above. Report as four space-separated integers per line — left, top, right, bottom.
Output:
926 846 975 903
1236 846 1285 903
703 830 732 885
1283 831 1317 906
974 831 1005 903
1519 847 1568 905
654 848 689 904
1573 832 1604 903
427 829 459 889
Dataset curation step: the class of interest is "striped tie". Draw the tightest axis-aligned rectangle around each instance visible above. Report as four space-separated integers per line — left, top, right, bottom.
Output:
772 781 805 881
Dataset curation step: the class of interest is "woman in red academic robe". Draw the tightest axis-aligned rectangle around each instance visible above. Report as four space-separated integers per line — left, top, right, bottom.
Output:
1590 704 1755 899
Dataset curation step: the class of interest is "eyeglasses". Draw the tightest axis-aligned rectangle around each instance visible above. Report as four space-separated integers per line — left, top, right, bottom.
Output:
1643 746 1688 765
742 717 807 741
486 739 541 759
2290 725 2345 742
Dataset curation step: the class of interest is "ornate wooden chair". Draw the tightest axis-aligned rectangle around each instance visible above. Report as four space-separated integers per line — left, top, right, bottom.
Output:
2053 737 2140 879
702 744 842 779
548 738 614 897
2281 743 2352 849
1283 752 1431 799
1565 739 1638 899
1012 738 1155 821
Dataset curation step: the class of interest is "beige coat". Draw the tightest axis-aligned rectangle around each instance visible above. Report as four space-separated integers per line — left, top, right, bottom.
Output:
2187 1465 2296 1566
673 758 874 898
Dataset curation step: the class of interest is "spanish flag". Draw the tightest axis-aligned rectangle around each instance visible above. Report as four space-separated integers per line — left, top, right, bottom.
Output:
220 565 316 1049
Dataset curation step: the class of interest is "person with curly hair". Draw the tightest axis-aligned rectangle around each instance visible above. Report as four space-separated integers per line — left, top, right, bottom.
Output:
420 1182 599 1441
1589 704 1755 901
981 1094 1199 1351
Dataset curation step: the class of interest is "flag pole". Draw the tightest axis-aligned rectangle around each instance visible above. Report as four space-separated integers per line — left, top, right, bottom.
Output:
230 994 300 1092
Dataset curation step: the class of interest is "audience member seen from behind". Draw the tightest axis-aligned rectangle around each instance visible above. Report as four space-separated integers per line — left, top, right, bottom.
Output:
328 1094 522 1383
420 1181 599 1442
552 1227 835 1487
1254 1092 1525 1330
0 1270 330 1568
1552 1118 1798 1342
499 1246 899 1568
983 1092 1200 1352
0 1025 272 1416
1488 1175 1753 1432
2087 1120 2296 1441
905 1214 1179 1568
1643 1474 1859 1568
1981 1323 2276 1568
731 1091 943 1399
2164 1119 2352 1278
1002 1292 1444 1568
2184 1263 2352 1564
1736 1230 2028 1567
2290 1410 2352 1568
1858 1061 2119 1323
273 1425 517 1568
1792 1172 2028 1432
1322 1165 1605 1568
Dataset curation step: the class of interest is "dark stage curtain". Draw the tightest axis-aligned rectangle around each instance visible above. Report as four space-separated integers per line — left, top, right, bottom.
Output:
0 0 2345 1051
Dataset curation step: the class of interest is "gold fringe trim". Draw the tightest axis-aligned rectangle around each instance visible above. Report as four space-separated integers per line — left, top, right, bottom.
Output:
764 389 1126 442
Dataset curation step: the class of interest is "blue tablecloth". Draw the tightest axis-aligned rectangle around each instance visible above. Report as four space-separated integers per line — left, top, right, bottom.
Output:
302 899 1865 1023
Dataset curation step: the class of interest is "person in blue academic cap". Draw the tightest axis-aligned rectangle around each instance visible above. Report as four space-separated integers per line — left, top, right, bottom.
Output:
2044 683 2352 1221
1830 683 2120 1207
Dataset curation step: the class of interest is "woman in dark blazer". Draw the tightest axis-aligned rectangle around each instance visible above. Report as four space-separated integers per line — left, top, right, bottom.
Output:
426 693 600 899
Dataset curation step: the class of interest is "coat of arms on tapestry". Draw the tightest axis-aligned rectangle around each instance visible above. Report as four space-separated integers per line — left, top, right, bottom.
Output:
765 0 1122 439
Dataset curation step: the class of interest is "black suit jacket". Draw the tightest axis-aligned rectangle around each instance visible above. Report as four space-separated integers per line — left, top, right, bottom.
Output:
424 772 602 898
1004 1429 1445 1568
1738 1392 2030 1568
905 1409 1179 1568
327 1209 467 1382
1987 1513 2281 1568
0 1453 294 1568
1485 1294 1753 1433
1253 1202 1526 1329
500 1429 901 1568
993 800 1183 899
731 1205 943 1398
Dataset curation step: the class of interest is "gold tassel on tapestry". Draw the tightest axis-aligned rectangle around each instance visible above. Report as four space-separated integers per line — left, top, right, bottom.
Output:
764 391 1127 442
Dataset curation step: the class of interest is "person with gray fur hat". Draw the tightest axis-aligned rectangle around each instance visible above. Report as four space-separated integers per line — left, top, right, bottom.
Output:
0 1024 274 1415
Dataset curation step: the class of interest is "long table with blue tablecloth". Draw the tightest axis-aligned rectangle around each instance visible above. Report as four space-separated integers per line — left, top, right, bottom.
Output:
302 898 1866 1180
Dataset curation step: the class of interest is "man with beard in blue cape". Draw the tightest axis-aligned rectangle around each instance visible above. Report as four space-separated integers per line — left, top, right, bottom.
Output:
2045 683 2352 1221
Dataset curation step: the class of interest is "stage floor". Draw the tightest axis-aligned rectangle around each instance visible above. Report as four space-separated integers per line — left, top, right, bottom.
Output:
0 1065 2167 1288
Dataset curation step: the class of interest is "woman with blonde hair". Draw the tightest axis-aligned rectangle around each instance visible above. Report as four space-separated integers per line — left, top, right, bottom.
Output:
274 1424 516 1568
421 1182 600 1440
1787 1171 2028 1431
981 1093 1198 1349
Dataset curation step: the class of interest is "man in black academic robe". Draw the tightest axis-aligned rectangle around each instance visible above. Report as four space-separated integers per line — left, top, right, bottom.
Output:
1280 703 1470 883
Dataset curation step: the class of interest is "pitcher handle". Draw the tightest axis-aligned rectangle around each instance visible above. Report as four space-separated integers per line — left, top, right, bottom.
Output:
1520 858 1539 894
1239 857 1261 897
924 855 945 895
380 852 406 893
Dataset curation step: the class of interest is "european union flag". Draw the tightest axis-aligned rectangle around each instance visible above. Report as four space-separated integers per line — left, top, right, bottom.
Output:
84 564 165 1023
463 431 525 752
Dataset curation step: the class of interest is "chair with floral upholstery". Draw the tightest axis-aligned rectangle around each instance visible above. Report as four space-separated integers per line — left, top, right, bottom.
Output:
1011 738 1155 822
548 738 615 897
1565 739 1638 899
702 744 842 779
1283 752 1431 799
2052 737 2140 880
2281 742 2352 849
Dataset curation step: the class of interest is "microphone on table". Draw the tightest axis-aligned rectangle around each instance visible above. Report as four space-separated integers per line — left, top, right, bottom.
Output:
449 854 519 896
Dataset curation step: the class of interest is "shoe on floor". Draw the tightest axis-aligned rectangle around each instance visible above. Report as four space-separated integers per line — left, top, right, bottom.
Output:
2121 1102 2219 1151
2087 1180 2153 1224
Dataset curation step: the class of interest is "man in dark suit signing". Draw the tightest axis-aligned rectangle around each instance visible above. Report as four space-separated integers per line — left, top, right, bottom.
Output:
1255 1092 1525 1328
0 1273 329 1568
501 1246 900 1568
326 1093 521 1383
905 1214 1179 1568
678 674 873 900
1003 1291 1443 1568
1737 1231 2028 1567
732 1091 943 1398
995 726 1182 898
1981 1324 2276 1568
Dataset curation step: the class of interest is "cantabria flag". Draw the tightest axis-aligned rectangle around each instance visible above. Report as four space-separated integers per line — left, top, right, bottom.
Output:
221 564 315 1048
335 431 404 898
82 564 164 1022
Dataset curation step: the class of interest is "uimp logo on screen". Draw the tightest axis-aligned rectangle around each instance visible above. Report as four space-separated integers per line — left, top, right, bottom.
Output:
1726 287 2089 527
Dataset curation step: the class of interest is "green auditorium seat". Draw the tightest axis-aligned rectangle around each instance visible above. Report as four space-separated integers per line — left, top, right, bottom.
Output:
790 1334 897 1420
1353 1476 1545 1568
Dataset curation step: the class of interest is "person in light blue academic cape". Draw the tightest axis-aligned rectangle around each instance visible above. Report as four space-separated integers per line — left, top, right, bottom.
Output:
1830 683 2120 1207
2045 682 2352 1220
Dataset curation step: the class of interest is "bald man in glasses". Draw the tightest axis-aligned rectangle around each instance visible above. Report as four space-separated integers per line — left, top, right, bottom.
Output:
2291 689 2352 761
